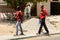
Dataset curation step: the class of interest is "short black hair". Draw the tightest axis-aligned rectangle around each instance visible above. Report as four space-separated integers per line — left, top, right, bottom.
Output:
17 6 20 11
41 5 44 8
26 5 30 7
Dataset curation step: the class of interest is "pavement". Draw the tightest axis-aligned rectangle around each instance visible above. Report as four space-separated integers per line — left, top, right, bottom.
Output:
23 34 60 40
0 16 60 40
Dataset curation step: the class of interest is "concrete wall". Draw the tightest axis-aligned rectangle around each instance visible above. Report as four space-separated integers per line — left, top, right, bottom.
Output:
0 0 7 5
37 0 60 16
37 0 51 16
0 0 4 2
0 0 15 13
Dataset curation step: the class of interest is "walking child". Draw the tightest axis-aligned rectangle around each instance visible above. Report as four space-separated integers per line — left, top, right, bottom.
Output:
15 6 24 36
38 5 49 35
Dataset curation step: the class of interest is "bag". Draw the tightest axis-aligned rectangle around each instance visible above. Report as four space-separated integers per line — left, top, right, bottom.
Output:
38 18 41 24
18 11 23 19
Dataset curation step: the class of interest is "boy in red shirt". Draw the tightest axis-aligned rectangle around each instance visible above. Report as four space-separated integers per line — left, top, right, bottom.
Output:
38 5 49 35
15 7 24 36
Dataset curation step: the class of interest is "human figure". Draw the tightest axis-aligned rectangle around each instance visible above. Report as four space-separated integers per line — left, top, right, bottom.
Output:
25 5 31 19
38 5 49 35
15 6 24 36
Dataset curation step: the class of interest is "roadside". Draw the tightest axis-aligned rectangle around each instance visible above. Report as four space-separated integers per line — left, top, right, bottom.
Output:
0 15 60 40
23 34 60 40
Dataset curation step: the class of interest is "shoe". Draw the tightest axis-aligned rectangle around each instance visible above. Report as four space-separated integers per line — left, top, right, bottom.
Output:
47 33 50 36
14 34 18 36
44 33 50 36
19 33 24 35
36 33 40 35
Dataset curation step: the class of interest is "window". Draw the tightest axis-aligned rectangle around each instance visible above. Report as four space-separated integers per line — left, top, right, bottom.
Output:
53 0 58 1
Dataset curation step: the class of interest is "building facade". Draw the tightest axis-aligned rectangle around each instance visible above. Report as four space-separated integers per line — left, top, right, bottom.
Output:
0 0 15 13
37 0 60 16
0 0 60 16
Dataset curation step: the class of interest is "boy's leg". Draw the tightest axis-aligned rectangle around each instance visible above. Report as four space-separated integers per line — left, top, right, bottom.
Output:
43 22 49 34
29 13 31 18
19 21 24 35
38 22 43 34
26 13 29 19
16 21 18 35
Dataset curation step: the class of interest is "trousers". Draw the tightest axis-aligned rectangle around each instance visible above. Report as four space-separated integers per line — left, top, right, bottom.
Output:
38 18 49 34
16 21 23 35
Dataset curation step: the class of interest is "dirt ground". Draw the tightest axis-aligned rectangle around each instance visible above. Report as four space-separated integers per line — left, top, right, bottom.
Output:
0 22 27 35
0 21 60 35
0 23 16 35
23 34 60 40
55 22 60 30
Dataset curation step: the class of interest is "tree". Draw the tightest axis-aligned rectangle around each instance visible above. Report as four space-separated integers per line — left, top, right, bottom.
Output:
3 0 26 10
3 0 47 10
3 0 48 21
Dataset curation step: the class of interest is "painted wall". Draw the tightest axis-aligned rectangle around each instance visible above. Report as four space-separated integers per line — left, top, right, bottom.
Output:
37 0 51 17
0 0 4 2
0 0 7 5
37 0 60 16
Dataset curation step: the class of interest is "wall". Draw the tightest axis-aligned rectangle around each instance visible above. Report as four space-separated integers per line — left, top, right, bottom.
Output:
37 0 51 17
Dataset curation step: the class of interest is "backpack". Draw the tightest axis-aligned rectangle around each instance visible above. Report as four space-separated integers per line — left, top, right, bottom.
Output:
18 11 23 20
16 11 23 21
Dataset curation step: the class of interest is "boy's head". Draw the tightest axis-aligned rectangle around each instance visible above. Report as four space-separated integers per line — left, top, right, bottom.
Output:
17 6 21 11
41 5 44 9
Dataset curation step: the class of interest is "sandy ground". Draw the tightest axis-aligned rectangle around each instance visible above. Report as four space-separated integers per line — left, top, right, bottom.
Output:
0 16 60 36
23 21 60 40
0 22 27 35
0 22 16 35
23 34 60 40
55 22 60 30
0 22 60 35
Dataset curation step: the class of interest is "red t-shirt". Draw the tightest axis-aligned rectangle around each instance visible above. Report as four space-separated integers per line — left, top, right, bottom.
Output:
40 8 48 20
41 8 48 16
16 11 22 21
40 12 45 20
